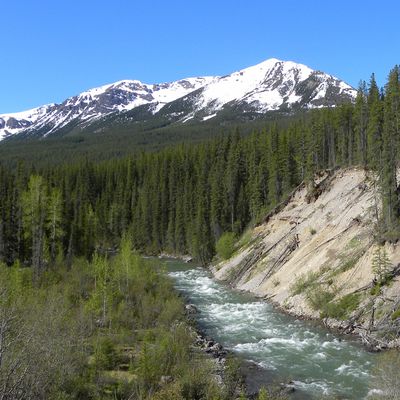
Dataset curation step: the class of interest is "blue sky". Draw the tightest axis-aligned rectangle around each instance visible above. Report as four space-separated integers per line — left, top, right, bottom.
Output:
1 0 399 113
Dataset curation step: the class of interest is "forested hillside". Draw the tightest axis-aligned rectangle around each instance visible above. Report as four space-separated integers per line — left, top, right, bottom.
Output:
0 67 399 268
0 115 292 166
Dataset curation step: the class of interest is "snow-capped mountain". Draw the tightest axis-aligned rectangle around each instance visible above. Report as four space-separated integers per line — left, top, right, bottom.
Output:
157 58 356 122
0 58 356 141
0 78 213 140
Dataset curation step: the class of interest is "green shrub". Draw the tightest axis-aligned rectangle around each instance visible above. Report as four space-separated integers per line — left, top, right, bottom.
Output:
290 270 320 295
323 293 361 320
381 229 400 243
93 337 118 370
306 284 361 320
237 229 253 249
223 357 242 399
391 308 400 320
307 288 335 312
338 257 358 273
346 236 361 249
258 387 269 400
257 386 288 400
370 283 381 296
216 232 236 260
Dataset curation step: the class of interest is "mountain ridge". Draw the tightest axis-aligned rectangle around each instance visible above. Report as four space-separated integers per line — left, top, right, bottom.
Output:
0 58 356 141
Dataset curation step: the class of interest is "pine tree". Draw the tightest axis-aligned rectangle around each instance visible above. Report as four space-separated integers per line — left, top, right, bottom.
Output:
367 73 383 171
46 188 64 264
372 247 392 283
381 66 400 237
354 80 369 166
21 175 47 278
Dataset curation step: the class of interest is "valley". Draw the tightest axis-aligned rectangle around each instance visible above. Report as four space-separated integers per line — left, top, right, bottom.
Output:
166 258 379 399
1 58 400 400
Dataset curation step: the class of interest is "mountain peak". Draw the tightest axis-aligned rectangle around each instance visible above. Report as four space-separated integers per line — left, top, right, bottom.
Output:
0 59 356 141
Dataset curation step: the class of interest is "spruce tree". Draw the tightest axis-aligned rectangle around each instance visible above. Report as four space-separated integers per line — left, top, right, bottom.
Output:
367 73 383 171
21 175 47 278
381 66 400 237
354 80 369 166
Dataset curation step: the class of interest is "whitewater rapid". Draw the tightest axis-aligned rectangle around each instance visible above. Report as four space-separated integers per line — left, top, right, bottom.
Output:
166 261 379 399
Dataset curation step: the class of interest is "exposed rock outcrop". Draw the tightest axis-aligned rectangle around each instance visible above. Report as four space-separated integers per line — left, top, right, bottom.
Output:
212 168 400 349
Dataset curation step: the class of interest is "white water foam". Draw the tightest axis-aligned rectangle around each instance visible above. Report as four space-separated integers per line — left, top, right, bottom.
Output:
167 263 376 399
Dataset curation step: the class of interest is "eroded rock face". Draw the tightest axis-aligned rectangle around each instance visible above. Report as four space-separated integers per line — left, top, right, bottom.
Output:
213 168 400 349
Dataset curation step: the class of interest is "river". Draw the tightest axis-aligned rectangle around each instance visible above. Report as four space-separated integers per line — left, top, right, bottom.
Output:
164 259 382 399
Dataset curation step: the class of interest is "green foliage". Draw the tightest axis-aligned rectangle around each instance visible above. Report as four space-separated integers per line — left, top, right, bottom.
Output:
258 387 269 400
0 238 232 400
322 293 362 320
381 67 400 235
93 337 118 370
372 246 392 283
1 65 400 266
307 288 336 313
256 386 288 400
290 270 320 295
223 357 243 399
21 175 48 274
337 256 358 274
329 251 364 279
370 350 400 399
303 278 361 320
216 232 236 260
0 263 87 399
236 229 254 249
238 391 248 400
391 308 400 320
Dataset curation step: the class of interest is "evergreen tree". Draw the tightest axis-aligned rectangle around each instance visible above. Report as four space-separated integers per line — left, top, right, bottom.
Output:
46 187 63 264
354 80 369 166
21 175 47 278
2 65 400 266
381 66 400 236
367 73 383 170
372 246 392 283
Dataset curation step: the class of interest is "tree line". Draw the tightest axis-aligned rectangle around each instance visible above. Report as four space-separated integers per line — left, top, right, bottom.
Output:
0 66 399 268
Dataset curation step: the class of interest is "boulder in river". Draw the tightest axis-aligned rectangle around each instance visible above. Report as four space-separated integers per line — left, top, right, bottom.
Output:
185 304 199 314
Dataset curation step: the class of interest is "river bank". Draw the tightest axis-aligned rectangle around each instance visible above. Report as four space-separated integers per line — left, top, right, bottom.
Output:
186 302 296 399
213 169 400 351
164 258 378 399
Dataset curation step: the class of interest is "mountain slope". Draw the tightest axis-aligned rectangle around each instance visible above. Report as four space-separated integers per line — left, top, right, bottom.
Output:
0 77 213 140
0 58 356 141
162 58 356 123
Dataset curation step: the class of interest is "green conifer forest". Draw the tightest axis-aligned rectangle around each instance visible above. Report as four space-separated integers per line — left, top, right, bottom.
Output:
0 66 400 399
1 68 399 267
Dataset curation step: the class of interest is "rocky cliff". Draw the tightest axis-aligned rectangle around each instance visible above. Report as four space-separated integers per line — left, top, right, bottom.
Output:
212 168 400 349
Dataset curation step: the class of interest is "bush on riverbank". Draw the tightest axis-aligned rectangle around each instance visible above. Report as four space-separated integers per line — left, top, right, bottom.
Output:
216 232 236 260
0 236 233 400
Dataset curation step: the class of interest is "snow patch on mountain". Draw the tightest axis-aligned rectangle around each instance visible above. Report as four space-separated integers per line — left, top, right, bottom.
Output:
193 58 314 113
0 58 356 140
188 59 355 118
0 104 55 140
